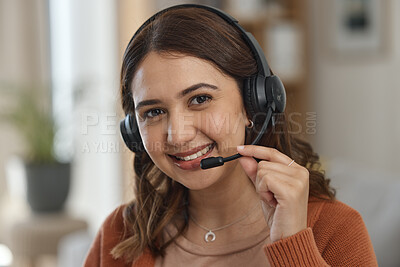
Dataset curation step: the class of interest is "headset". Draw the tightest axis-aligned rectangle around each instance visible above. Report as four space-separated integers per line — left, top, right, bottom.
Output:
120 4 286 169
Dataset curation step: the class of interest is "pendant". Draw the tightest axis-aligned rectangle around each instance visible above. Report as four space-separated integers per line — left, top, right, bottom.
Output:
205 230 216 242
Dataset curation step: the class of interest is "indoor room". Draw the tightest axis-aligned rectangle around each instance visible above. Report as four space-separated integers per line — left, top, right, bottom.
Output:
0 0 399 266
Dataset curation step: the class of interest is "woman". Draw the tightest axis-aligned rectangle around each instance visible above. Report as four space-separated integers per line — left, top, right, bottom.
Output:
85 5 377 267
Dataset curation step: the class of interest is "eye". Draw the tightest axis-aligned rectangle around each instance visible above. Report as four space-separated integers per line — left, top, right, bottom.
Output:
141 94 212 120
143 108 165 119
189 94 212 106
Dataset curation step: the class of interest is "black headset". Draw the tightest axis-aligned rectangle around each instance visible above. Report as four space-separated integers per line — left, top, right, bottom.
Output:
120 4 286 169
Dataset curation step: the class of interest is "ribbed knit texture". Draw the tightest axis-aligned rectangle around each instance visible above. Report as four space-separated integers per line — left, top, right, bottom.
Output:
264 228 327 266
84 198 378 266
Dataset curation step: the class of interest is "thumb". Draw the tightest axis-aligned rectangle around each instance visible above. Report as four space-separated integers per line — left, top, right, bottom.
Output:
238 156 258 185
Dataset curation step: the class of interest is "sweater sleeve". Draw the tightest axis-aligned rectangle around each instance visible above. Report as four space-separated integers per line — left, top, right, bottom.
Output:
263 200 378 266
263 228 328 266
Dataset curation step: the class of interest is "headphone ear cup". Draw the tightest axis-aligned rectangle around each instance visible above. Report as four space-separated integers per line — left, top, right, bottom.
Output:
243 76 259 121
265 75 286 113
120 114 144 153
244 74 286 125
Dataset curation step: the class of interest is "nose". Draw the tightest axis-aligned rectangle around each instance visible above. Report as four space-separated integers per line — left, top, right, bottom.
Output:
166 112 197 147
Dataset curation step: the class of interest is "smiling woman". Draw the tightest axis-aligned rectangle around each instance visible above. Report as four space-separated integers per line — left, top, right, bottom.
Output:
84 4 377 267
131 52 247 176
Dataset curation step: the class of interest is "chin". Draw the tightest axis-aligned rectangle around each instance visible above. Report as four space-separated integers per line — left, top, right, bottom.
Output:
179 181 218 192
175 162 238 192
174 169 221 190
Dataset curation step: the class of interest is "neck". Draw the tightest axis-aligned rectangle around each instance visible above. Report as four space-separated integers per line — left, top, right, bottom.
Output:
187 161 261 229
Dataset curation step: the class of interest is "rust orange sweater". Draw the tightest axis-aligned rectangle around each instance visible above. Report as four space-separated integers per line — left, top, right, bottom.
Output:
84 198 378 266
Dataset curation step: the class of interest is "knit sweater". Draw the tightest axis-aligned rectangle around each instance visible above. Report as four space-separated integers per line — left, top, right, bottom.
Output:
84 198 378 266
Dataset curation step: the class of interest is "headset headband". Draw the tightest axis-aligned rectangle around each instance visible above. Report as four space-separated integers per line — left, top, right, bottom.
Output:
126 4 271 77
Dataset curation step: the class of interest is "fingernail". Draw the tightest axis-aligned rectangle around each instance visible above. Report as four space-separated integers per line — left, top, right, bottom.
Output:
237 145 244 150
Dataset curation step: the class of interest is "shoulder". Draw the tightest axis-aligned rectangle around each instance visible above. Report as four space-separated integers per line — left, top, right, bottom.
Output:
101 204 129 237
84 203 133 267
307 197 377 265
308 197 364 230
307 197 366 236
307 197 363 228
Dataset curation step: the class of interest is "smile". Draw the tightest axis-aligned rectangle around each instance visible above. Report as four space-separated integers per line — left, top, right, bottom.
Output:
173 143 214 161
168 143 216 170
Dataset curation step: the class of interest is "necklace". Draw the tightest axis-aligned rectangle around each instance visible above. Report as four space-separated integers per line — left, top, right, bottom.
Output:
189 203 261 243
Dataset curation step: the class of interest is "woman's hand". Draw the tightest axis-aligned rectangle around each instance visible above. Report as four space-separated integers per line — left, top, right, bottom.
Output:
237 145 309 243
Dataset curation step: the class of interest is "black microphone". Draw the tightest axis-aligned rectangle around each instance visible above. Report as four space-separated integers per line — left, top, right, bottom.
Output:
200 108 273 169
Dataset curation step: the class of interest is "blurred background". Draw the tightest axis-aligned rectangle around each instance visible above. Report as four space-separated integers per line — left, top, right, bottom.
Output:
0 0 399 266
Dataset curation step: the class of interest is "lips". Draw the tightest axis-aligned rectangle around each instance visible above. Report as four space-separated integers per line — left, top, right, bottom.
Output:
168 142 216 170
170 143 214 158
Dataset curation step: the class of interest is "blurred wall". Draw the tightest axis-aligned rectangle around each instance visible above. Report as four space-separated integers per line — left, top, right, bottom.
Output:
0 0 125 238
0 0 51 242
310 0 400 175
0 0 50 84
54 0 122 233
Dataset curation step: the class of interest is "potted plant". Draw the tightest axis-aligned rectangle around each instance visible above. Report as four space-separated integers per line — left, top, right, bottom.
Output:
1 86 70 213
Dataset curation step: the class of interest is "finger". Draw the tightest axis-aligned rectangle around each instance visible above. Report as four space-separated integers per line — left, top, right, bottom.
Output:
256 170 302 201
257 160 299 176
259 190 277 208
237 145 295 166
257 161 310 193
238 156 258 185
255 173 280 208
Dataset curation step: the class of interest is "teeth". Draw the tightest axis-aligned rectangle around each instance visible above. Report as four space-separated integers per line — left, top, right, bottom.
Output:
176 143 213 161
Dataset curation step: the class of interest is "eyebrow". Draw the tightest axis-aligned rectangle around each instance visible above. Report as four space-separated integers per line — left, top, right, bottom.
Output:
134 83 219 111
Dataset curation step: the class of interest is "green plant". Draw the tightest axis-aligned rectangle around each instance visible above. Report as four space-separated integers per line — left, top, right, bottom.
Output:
1 86 56 164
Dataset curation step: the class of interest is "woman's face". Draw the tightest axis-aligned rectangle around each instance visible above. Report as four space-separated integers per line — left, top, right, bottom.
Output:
131 52 249 190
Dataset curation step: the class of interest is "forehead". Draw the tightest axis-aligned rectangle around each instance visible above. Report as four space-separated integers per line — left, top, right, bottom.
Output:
131 52 230 100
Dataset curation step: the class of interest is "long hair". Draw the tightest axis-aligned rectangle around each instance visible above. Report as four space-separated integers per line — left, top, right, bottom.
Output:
113 7 335 263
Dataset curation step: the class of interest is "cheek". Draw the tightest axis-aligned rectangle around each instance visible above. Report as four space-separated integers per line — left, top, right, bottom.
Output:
140 126 165 154
199 107 246 148
140 128 170 173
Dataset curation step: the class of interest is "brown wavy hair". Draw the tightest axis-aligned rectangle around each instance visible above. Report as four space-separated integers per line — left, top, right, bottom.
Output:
112 6 335 263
